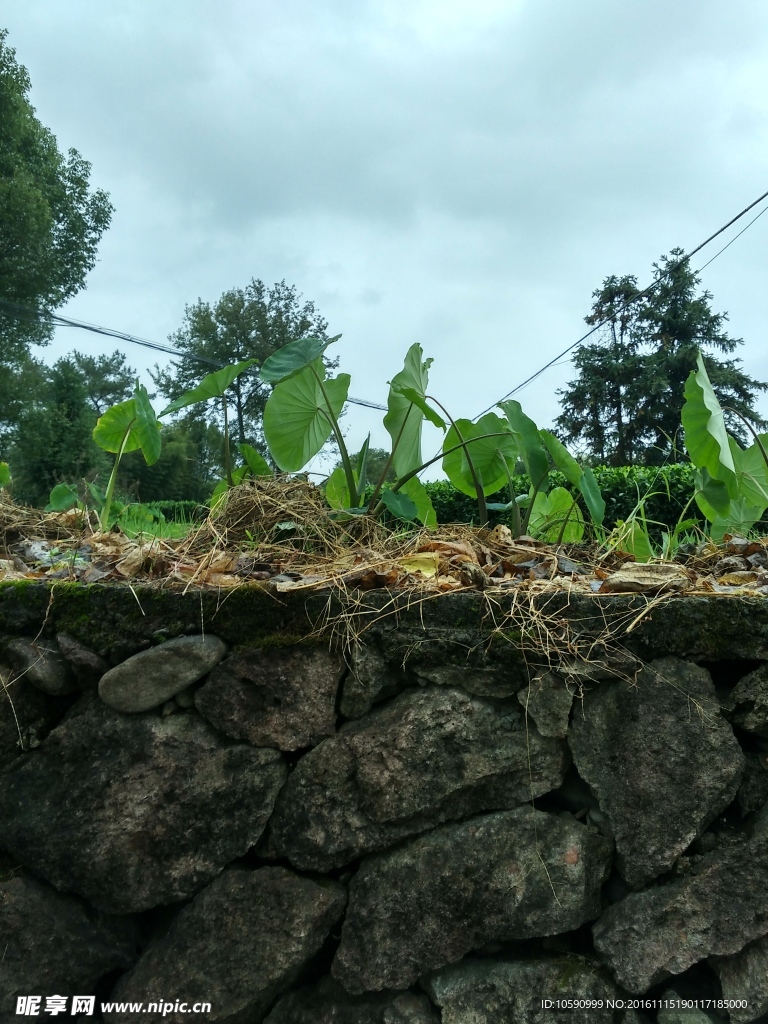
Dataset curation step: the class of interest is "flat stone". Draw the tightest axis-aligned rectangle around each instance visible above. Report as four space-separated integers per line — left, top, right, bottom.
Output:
268 687 569 870
424 955 630 1024
194 647 343 750
0 663 70 768
0 696 286 913
568 657 744 888
727 664 768 738
0 873 135 1005
99 634 227 712
105 867 346 1024
5 637 78 695
517 672 574 737
332 806 612 993
593 833 768 994
710 934 768 1023
264 977 439 1023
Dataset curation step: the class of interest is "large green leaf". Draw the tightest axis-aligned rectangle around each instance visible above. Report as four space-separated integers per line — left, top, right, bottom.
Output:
237 443 272 477
499 401 549 489
384 345 433 478
325 465 355 510
609 519 654 562
260 336 340 384
694 468 732 519
442 414 517 497
710 497 767 543
45 483 81 512
93 399 143 455
381 487 418 522
399 476 437 528
159 358 257 417
539 430 581 486
682 352 736 476
577 468 606 527
527 487 584 542
0 462 10 488
392 386 446 429
132 384 162 466
731 436 768 508
263 361 350 472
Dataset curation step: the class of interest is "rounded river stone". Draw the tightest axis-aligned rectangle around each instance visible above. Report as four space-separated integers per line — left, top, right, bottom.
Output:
98 635 227 713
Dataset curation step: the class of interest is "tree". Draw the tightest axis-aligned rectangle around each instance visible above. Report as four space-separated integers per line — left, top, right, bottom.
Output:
0 30 114 355
556 250 768 465
9 357 108 505
152 279 334 453
70 350 134 414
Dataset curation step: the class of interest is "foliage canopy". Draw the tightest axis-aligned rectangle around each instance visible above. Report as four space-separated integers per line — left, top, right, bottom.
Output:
556 250 767 465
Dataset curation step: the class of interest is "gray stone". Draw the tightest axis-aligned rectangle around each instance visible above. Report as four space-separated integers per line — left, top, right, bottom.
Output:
423 955 629 1023
98 634 227 712
737 753 768 815
264 977 439 1024
592 833 768 994
0 872 135 1005
0 663 69 767
657 988 719 1024
5 637 78 695
728 664 768 737
710 934 768 1023
57 631 109 687
413 663 522 697
568 657 744 888
0 696 286 913
105 867 346 1024
340 644 404 719
268 687 569 870
332 806 612 993
518 672 574 737
195 647 343 750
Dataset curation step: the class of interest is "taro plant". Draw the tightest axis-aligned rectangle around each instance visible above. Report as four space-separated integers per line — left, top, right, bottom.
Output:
48 359 256 531
259 335 606 539
682 352 768 541
0 462 10 490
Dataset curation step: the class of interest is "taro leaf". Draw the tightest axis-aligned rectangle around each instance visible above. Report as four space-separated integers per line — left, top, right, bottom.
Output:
355 434 371 498
682 352 736 476
710 497 766 544
610 520 655 563
499 400 549 489
540 429 581 486
45 483 81 512
132 384 162 466
263 360 350 472
731 435 768 508
237 443 271 477
384 344 433 478
159 359 257 417
442 413 517 497
381 487 419 522
325 465 356 510
399 476 437 527
577 467 606 527
209 479 230 508
87 481 106 509
93 399 142 455
260 336 340 384
694 467 732 519
527 487 584 543
0 462 10 488
392 385 446 429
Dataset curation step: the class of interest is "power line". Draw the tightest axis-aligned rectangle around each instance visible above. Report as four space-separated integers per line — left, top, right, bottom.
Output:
0 299 388 411
471 185 768 418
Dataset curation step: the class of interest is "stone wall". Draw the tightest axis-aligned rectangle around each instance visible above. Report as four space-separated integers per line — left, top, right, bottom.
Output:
2 583 768 1023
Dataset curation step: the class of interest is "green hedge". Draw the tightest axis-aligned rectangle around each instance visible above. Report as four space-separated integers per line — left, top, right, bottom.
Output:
143 500 208 523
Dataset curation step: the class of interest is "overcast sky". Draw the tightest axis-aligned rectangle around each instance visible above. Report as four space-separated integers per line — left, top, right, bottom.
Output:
5 0 768 475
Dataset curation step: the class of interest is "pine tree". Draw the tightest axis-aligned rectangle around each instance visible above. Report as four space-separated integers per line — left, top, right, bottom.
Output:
556 250 768 465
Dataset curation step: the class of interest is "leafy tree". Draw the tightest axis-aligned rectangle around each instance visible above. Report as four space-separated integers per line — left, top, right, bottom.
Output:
9 357 108 505
152 279 334 452
0 30 113 355
556 250 768 465
71 350 134 414
334 446 395 486
119 422 214 503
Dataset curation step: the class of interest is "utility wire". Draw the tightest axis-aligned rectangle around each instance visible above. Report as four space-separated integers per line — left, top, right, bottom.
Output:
0 299 388 411
471 185 768 419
